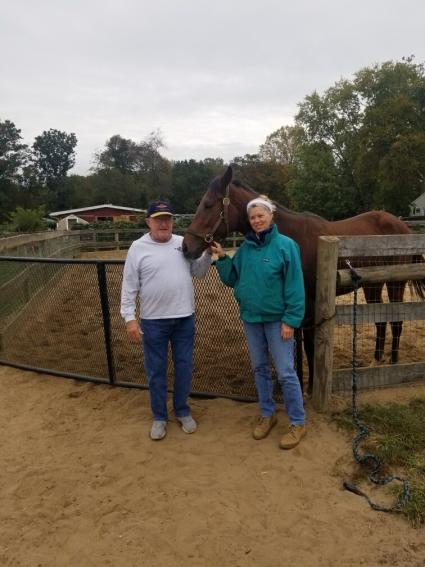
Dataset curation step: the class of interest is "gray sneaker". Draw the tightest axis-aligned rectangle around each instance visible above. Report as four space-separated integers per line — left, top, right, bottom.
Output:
150 420 167 440
177 415 197 434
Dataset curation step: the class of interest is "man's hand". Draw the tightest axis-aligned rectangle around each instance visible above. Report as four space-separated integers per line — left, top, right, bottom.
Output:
210 241 226 258
126 320 142 343
281 323 294 341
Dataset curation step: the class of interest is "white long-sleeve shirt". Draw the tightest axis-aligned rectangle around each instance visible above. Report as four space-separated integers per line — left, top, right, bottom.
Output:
120 233 211 322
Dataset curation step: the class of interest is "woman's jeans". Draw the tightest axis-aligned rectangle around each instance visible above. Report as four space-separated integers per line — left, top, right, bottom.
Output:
141 315 195 421
243 321 305 425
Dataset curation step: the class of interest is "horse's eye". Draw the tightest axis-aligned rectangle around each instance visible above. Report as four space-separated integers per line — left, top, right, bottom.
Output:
203 200 214 210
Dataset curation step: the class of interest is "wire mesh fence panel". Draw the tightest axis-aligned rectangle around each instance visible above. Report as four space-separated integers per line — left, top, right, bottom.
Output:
332 249 425 393
1 252 299 401
108 262 258 399
0 260 65 326
0 261 110 381
106 263 147 387
334 291 425 365
192 268 256 399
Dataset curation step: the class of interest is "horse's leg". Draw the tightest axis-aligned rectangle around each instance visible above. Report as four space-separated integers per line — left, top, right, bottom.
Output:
300 297 316 394
294 328 304 393
363 283 386 362
387 281 405 364
389 321 403 364
303 327 315 394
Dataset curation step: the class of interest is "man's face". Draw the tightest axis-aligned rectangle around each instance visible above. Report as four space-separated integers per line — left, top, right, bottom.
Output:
146 214 173 242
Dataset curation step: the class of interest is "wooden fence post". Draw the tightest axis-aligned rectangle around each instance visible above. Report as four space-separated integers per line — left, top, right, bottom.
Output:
312 236 340 412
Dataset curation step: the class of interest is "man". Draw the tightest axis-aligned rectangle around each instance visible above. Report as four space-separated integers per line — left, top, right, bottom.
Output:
120 200 211 441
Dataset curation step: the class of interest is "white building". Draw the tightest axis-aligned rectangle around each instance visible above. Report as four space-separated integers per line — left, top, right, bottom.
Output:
409 192 425 217
56 214 89 231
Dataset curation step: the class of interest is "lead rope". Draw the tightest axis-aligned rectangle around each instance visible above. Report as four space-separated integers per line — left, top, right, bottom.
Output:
342 260 410 512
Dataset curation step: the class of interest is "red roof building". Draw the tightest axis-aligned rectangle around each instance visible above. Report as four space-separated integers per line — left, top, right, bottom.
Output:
49 204 145 223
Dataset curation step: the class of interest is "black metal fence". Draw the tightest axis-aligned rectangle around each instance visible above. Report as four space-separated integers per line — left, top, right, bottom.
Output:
0 255 258 401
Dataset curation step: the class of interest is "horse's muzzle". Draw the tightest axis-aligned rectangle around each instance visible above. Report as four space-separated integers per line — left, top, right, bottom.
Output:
182 238 203 259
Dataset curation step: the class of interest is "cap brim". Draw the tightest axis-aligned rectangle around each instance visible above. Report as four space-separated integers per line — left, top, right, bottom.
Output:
148 211 174 218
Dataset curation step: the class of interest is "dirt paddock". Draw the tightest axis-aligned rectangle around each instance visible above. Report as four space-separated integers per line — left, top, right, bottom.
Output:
1 363 425 567
2 248 425 565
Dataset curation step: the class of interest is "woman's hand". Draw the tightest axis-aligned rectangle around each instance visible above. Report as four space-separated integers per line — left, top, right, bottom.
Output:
281 323 294 341
210 241 226 258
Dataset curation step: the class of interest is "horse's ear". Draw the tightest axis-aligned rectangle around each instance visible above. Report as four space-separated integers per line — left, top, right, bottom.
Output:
221 165 233 190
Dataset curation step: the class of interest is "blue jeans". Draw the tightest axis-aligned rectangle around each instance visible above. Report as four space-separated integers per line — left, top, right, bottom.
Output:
243 321 305 425
141 315 195 421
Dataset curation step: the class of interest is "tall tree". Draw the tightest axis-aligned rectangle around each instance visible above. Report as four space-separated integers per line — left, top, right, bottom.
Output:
0 119 29 221
293 58 425 217
0 119 28 182
94 131 171 203
287 142 357 218
32 129 77 184
201 157 225 176
258 125 305 165
94 134 139 174
133 131 172 200
170 159 222 213
295 79 362 214
355 60 425 213
31 129 77 210
232 153 291 206
90 169 148 208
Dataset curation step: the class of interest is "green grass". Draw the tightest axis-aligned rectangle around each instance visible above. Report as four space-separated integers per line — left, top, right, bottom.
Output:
333 396 425 525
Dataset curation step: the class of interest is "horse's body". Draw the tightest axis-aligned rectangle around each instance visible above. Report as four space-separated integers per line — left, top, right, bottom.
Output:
182 167 425 392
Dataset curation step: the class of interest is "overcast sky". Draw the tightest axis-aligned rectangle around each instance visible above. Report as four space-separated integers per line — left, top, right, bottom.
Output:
1 0 425 175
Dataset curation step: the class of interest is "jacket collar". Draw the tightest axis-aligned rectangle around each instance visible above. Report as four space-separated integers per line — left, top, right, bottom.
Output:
245 223 277 245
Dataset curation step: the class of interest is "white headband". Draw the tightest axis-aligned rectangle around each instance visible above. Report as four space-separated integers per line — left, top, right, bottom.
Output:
247 198 275 214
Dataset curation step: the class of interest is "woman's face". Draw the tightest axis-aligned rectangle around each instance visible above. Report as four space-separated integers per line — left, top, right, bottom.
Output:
248 205 273 233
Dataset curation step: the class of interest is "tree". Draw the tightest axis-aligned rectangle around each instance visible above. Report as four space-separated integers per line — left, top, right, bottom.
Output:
94 134 139 174
170 159 222 213
0 119 29 220
31 129 77 210
0 119 28 182
293 58 425 217
355 60 425 213
201 157 225 176
94 131 172 202
258 125 305 165
231 153 291 206
287 142 357 219
133 131 172 200
32 129 77 185
90 169 148 208
375 133 425 213
295 79 363 213
9 205 47 232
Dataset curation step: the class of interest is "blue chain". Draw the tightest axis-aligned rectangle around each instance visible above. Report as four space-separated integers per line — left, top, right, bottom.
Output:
342 260 410 512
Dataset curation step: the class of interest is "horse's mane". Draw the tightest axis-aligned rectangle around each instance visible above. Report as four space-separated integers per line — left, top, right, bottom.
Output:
232 179 257 195
232 179 325 221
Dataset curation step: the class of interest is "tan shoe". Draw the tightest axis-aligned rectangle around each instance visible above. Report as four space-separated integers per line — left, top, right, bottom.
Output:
279 424 306 450
253 415 278 440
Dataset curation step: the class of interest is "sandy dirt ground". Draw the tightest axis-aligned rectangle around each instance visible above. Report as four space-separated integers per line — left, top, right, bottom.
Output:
1 364 425 567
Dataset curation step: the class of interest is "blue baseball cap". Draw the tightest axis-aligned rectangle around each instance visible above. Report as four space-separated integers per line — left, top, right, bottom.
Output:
146 200 175 218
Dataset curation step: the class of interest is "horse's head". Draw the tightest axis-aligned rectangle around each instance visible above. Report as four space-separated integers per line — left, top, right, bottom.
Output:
183 165 238 259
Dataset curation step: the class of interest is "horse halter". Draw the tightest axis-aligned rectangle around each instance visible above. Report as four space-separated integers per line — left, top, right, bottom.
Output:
185 183 231 244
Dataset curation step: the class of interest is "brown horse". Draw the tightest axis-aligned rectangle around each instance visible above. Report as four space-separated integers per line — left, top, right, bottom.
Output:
182 166 425 392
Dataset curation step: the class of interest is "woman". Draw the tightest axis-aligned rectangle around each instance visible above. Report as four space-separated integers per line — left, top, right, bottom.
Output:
211 196 306 449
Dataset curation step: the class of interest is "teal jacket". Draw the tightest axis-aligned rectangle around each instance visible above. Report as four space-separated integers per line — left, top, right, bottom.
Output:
215 224 305 327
